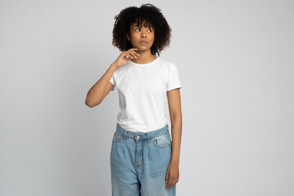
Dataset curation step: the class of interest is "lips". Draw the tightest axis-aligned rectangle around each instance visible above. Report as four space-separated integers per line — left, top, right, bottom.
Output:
139 41 148 44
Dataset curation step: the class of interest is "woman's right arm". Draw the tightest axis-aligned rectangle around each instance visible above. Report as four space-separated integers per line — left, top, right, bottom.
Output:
85 63 118 108
85 48 140 108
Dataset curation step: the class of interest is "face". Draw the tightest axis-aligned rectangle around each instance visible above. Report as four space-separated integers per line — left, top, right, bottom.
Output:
127 20 155 51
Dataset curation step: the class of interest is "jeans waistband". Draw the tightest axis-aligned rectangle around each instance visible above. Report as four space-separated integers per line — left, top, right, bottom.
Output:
116 123 169 141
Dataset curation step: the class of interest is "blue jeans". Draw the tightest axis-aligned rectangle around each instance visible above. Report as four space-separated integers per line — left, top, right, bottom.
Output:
110 123 176 196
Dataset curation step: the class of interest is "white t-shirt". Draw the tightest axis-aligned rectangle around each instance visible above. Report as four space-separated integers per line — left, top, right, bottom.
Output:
109 57 181 133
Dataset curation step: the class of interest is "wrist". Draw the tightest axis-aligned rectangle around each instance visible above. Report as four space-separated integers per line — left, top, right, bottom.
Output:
110 62 118 69
170 158 180 164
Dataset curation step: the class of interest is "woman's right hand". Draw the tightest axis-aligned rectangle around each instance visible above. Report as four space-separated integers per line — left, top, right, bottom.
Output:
112 48 140 68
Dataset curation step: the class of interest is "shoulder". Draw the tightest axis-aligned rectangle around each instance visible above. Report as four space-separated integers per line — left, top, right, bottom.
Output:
159 57 172 65
158 57 174 69
113 62 129 77
158 57 178 73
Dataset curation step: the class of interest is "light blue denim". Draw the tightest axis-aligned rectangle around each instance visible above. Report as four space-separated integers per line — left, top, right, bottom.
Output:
110 123 176 196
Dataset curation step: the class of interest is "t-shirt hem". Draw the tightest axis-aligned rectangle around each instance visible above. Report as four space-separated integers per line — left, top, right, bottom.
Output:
109 81 115 91
167 86 181 91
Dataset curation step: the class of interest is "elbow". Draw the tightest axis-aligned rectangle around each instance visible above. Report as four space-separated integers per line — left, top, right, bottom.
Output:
85 100 93 108
85 99 100 108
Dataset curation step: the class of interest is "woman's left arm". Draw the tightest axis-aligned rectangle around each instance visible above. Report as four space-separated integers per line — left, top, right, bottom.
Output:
165 88 182 189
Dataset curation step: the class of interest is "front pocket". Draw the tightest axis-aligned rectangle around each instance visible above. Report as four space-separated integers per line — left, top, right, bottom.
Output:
151 133 171 148
112 132 122 143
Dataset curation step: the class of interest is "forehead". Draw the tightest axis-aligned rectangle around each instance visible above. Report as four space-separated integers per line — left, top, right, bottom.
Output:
131 20 153 28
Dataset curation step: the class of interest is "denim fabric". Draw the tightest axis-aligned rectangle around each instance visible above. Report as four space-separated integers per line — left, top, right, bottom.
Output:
110 123 176 196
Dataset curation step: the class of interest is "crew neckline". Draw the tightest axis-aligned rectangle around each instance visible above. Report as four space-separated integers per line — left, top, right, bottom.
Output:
129 57 159 66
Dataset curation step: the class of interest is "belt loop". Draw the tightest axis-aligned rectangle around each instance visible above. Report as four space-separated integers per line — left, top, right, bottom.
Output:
147 132 149 142
124 130 127 140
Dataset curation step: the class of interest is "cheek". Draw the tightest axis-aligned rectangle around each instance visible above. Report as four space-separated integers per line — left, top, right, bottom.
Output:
151 34 155 40
131 33 140 39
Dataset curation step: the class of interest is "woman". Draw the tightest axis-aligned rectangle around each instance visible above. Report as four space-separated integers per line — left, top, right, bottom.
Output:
85 3 182 196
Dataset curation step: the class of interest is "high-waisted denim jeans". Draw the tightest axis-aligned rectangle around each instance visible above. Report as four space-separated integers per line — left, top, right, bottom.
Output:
110 123 176 196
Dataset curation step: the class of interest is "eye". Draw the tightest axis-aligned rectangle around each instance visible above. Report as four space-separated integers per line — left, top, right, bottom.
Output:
134 28 153 32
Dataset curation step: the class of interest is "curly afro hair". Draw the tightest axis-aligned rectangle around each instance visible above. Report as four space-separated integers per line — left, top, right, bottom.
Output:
112 3 172 57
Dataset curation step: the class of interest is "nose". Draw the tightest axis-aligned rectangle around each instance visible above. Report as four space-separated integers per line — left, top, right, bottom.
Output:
141 28 147 37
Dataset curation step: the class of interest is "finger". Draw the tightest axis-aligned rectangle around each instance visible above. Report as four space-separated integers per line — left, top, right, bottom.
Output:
130 52 138 58
126 49 140 57
133 51 140 57
124 54 130 59
127 48 138 53
165 172 169 183
128 52 135 59
121 52 130 58
130 51 138 58
125 54 133 59
166 178 174 189
170 178 177 188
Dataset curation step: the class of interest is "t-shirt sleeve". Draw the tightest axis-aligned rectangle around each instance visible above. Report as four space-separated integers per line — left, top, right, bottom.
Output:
109 74 115 91
166 63 181 91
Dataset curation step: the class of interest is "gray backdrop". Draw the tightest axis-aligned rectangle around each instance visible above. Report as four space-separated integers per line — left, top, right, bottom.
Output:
1 0 293 195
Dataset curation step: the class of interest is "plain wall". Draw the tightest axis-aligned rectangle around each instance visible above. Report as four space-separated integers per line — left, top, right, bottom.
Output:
0 0 293 195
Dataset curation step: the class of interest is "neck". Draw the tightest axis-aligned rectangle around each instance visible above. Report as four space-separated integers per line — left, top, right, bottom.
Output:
131 50 157 64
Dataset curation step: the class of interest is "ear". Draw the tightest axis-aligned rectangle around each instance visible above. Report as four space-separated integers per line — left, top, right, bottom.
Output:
126 34 130 41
